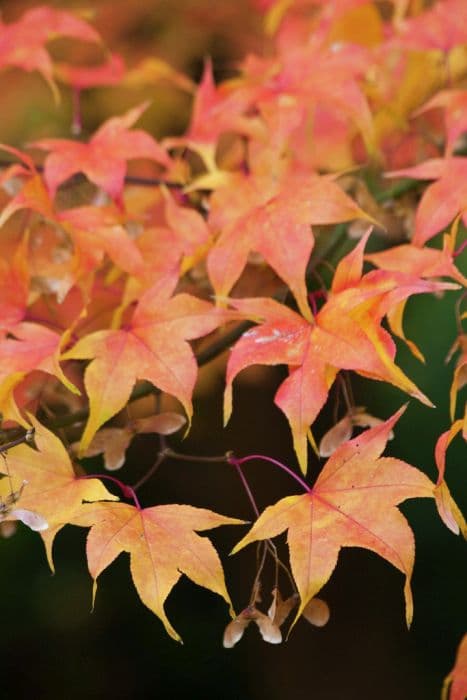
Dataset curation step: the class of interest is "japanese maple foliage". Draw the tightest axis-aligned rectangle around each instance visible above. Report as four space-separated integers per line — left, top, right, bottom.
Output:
0 3 465 692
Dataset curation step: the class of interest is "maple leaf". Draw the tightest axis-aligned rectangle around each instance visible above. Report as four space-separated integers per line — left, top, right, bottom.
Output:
232 407 436 629
208 172 374 319
63 290 230 452
0 145 54 229
446 334 467 423
365 239 467 288
5 417 117 567
31 103 172 205
391 0 467 53
238 37 375 158
0 6 101 97
0 239 29 332
72 500 245 642
365 235 466 361
433 420 467 538
442 634 467 700
225 231 456 472
164 59 256 170
386 157 467 246
54 53 126 91
0 321 79 427
415 89 467 157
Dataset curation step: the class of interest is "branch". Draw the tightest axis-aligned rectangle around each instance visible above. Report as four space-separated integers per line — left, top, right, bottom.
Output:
0 158 185 189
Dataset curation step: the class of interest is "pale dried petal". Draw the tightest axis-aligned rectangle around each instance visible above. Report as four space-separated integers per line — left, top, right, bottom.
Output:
352 411 394 440
319 416 352 457
254 610 282 644
302 598 330 627
73 427 133 471
133 412 187 435
223 616 249 648
9 508 48 532
268 587 298 627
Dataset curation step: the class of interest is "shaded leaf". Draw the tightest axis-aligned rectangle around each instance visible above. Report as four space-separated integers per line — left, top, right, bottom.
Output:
232 408 435 629
73 500 245 642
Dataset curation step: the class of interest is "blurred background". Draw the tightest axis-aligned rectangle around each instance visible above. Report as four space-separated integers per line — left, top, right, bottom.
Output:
0 1 465 698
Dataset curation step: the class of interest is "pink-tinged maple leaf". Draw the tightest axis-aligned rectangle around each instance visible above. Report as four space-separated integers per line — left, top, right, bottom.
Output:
72 500 245 642
366 240 467 288
0 148 146 283
238 38 375 156
232 408 436 629
366 237 466 361
208 173 374 320
54 53 126 91
162 189 212 271
58 205 145 279
415 89 467 156
387 158 467 246
0 144 54 229
0 322 79 426
164 59 256 169
63 290 231 452
433 420 467 538
31 103 172 205
0 6 101 98
225 232 458 472
5 416 118 567
443 634 467 700
390 0 467 52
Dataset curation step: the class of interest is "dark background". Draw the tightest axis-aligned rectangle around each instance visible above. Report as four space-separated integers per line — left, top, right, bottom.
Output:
0 1 465 698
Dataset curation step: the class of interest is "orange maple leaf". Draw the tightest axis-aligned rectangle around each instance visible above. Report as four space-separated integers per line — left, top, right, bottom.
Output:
442 633 467 700
208 172 374 319
5 416 117 566
72 500 245 642
225 232 457 472
63 290 231 452
232 407 435 629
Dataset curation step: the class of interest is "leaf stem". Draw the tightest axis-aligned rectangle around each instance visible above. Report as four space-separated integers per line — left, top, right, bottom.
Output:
82 474 141 509
229 454 311 493
131 450 167 492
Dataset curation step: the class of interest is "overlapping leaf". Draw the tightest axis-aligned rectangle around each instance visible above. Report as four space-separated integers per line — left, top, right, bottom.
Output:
5 417 117 565
72 500 245 642
32 103 172 205
63 289 231 452
232 408 436 628
208 172 374 319
387 158 467 246
225 232 457 472
0 6 101 96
